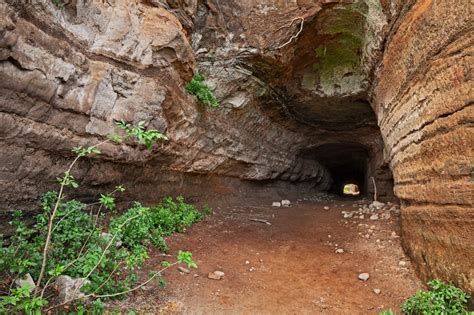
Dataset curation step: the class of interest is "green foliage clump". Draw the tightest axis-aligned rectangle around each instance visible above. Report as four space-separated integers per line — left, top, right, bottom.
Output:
51 0 63 7
0 121 208 313
401 279 471 315
0 194 206 313
185 73 219 109
116 120 168 149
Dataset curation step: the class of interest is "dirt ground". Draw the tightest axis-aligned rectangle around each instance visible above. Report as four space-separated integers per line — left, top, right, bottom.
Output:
110 195 424 314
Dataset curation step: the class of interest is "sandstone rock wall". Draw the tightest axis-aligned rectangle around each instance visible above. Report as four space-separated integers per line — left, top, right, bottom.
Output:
372 0 473 292
1 0 471 295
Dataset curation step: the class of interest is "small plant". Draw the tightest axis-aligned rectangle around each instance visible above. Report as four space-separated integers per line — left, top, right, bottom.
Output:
51 0 63 7
379 310 395 315
185 73 220 109
0 120 208 313
401 279 471 315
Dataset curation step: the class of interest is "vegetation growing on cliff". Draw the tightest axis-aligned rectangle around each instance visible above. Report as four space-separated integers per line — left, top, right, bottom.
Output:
186 73 220 109
0 121 208 313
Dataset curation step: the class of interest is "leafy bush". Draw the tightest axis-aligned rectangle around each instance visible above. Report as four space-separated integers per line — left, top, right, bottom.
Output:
401 279 471 315
185 73 220 109
0 121 208 313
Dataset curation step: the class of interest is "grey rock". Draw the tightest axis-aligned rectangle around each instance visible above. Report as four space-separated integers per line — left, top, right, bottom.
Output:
371 201 385 209
55 275 91 303
178 266 190 273
14 273 36 292
208 270 225 280
272 202 281 207
358 273 370 281
281 199 291 207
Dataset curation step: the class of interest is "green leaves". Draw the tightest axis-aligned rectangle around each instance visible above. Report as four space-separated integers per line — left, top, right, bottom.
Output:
99 194 115 211
57 171 79 188
107 134 124 144
401 279 471 315
72 146 101 157
177 251 197 269
0 283 47 314
115 120 168 150
185 73 220 109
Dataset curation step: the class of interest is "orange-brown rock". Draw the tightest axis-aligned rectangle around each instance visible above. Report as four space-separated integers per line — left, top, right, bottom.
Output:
0 0 472 295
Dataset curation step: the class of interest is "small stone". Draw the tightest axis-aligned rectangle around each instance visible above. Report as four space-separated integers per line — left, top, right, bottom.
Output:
398 261 407 267
281 200 291 207
245 260 250 265
328 235 332 238
358 273 370 281
371 201 385 209
324 206 330 210
370 214 379 220
272 202 281 207
374 288 381 294
55 275 90 303
208 270 225 280
335 248 344 254
14 273 35 292
178 266 190 273
359 215 364 219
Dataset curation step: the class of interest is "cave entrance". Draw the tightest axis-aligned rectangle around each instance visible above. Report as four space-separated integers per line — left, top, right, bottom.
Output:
301 142 371 197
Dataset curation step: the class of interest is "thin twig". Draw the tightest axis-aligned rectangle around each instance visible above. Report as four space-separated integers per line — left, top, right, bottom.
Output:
70 214 141 298
35 155 81 295
36 139 110 295
44 261 179 312
371 176 377 202
249 219 272 226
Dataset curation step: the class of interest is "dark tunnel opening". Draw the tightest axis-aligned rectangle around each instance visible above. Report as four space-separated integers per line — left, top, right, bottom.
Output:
302 143 371 196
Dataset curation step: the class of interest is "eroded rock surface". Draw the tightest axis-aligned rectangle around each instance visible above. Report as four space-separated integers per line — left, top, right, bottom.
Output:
372 0 473 293
0 0 472 294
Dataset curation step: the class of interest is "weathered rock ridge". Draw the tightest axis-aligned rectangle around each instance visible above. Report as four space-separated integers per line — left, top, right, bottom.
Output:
0 0 472 293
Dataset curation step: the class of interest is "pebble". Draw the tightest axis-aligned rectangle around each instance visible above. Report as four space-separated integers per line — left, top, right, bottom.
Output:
245 260 250 265
374 288 381 294
370 214 379 220
178 266 190 274
272 201 281 207
359 215 364 219
208 270 225 280
398 261 407 267
14 273 35 292
324 206 330 210
358 273 370 281
335 248 344 254
281 200 291 207
371 201 385 208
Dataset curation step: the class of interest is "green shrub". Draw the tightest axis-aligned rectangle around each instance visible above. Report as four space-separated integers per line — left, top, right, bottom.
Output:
401 279 471 315
0 121 207 313
185 73 220 109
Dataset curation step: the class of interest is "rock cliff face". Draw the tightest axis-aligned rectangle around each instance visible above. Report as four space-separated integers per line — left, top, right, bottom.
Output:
0 0 472 293
371 0 473 293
